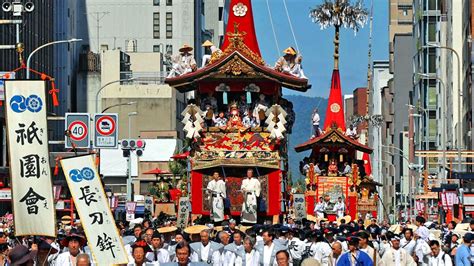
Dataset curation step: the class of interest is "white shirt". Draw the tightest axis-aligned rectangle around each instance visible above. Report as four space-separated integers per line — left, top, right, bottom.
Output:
263 243 275 266
145 248 170 263
245 250 259 266
207 179 226 197
55 252 81 266
393 249 401 265
400 238 416 255
312 112 320 125
241 177 261 197
201 243 211 262
428 251 452 266
346 127 357 136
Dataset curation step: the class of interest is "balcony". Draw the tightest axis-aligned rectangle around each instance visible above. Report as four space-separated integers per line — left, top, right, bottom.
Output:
119 71 168 85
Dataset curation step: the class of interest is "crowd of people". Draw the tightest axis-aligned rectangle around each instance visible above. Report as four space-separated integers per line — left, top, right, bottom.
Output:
0 214 472 265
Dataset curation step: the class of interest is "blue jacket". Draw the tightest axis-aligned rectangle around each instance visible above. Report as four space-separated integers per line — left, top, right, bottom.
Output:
336 250 373 266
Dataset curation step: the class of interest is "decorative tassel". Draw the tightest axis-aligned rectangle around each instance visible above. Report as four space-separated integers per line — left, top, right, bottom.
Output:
49 82 59 106
223 91 228 105
54 156 61 176
40 73 47 80
246 91 252 104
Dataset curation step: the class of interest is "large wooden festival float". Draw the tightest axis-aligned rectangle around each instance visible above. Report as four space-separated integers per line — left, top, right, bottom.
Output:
165 0 309 222
294 70 380 222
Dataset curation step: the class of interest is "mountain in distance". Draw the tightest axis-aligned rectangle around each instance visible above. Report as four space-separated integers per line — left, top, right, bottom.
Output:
285 95 328 182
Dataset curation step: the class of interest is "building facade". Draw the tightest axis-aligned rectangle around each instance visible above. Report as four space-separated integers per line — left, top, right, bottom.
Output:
83 0 205 63
369 60 392 215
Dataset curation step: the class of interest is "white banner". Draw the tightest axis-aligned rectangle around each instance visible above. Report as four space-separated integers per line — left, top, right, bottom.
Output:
293 194 307 221
177 197 190 229
61 155 128 265
5 80 55 236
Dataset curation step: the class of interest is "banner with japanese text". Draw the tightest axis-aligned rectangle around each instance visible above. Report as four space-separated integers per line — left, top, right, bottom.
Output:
61 154 128 265
177 197 190 229
5 80 55 236
293 194 307 221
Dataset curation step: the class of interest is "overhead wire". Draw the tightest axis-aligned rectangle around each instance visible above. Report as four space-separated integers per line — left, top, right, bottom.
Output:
282 0 301 53
265 0 281 56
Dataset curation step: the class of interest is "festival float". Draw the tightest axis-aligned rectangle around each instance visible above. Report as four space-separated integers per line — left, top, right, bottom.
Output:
165 0 309 223
294 0 380 222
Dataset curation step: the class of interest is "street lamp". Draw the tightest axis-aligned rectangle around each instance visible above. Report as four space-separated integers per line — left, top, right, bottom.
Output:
102 101 136 113
26 38 82 79
95 78 135 113
426 43 462 173
416 73 447 183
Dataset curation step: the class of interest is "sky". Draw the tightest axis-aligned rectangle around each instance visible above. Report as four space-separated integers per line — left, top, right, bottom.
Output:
251 0 389 98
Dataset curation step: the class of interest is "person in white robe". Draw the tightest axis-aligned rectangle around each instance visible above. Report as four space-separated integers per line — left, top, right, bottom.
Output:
241 168 261 224
332 197 345 218
167 44 197 78
314 197 326 218
380 234 416 266
274 47 307 79
189 229 223 265
206 171 226 223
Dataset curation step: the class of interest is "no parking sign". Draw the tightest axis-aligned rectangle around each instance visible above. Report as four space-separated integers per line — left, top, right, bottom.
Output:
93 114 118 149
65 113 90 149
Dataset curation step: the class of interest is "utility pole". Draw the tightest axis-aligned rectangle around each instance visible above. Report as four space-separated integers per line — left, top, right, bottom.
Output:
408 106 415 220
86 12 110 52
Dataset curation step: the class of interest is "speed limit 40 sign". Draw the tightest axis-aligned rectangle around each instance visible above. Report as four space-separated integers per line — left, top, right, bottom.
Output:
65 113 91 149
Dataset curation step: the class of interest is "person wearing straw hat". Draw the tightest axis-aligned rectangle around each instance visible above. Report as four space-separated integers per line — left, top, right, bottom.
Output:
167 44 197 78
189 229 223 265
200 40 222 68
274 47 307 79
379 233 416 266
241 168 261 224
206 171 227 223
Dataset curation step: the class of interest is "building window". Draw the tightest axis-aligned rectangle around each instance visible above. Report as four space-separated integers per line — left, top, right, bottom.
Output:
166 12 172 39
153 0 160 6
219 7 224 21
166 44 173 55
153 45 161 53
428 21 436 42
153 12 160 39
427 86 437 107
166 0 172 6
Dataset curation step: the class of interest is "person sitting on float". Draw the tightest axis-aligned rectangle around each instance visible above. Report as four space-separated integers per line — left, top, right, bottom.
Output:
167 44 197 78
213 111 228 128
227 104 243 128
274 47 307 79
328 160 338 176
203 104 215 128
345 124 359 139
201 40 223 68
252 94 269 127
340 161 352 176
242 109 258 128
